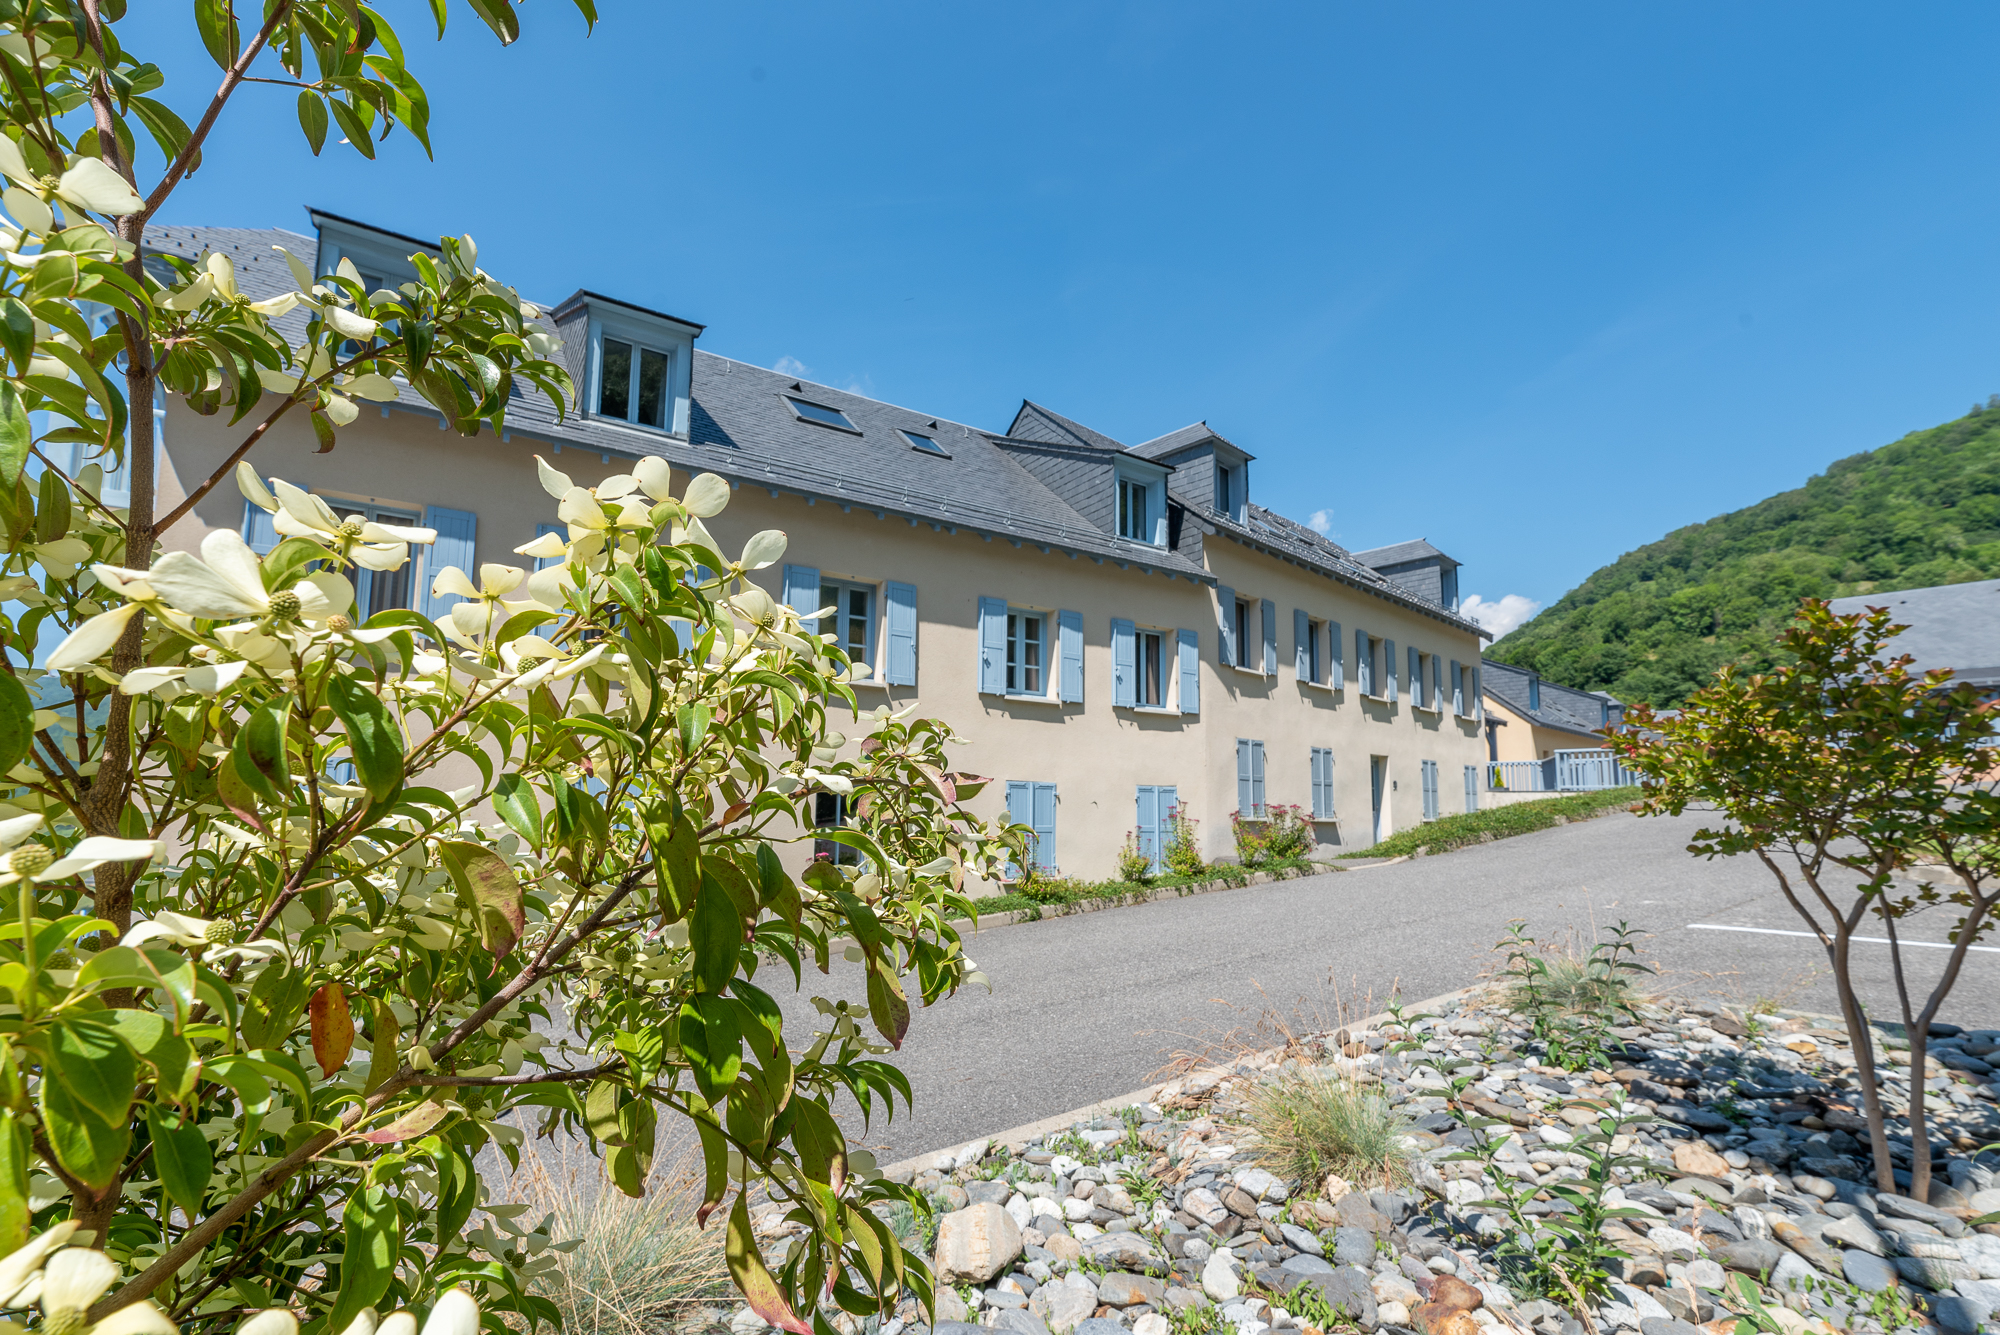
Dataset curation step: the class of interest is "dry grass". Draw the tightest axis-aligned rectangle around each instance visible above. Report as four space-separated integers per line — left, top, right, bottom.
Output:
1244 1067 1415 1191
514 1145 732 1335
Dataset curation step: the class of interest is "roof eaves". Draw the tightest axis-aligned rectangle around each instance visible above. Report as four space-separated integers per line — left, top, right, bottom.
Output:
306 208 441 256
1208 509 1487 638
551 289 706 334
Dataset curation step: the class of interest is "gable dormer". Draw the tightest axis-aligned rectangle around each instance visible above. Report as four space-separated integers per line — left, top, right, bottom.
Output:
552 291 704 437
994 402 1174 547
1131 422 1252 524
310 208 439 292
1352 539 1462 612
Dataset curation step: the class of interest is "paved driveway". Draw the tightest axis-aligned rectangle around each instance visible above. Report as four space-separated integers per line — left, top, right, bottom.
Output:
793 807 2000 1164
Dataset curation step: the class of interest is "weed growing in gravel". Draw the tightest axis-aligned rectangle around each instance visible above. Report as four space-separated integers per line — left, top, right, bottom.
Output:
522 1152 732 1335
1451 1107 1653 1309
1167 1301 1225 1335
1497 919 1653 1069
1275 1281 1347 1331
1244 1067 1415 1190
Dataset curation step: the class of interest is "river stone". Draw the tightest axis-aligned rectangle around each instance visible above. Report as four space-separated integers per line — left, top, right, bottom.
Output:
1297 1266 1379 1329
1279 1222 1323 1256
1934 1295 1991 1335
1095 1273 1165 1308
1072 1321 1125 1335
1711 1238 1783 1277
934 1203 1023 1285
1336 1192 1394 1234
1639 1320 1707 1335
1895 1255 1975 1291
1028 1285 1095 1335
1824 1213 1886 1255
1221 1186 1260 1218
1202 1251 1240 1302
1183 1188 1228 1227
1235 1167 1284 1200
1332 1226 1375 1267
966 1180 1013 1206
1282 1254 1334 1275
1081 1231 1170 1274
994 1314 1052 1335
1844 1249 1900 1293
1769 1252 1817 1292
1672 1141 1731 1177
1878 1193 1967 1237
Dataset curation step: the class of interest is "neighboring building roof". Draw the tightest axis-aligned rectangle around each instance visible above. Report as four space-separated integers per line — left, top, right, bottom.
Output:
1481 659 1612 738
1828 578 2000 687
1354 538 1455 569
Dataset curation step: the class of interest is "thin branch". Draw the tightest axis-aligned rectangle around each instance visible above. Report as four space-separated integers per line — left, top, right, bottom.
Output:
410 1061 622 1089
138 4 295 222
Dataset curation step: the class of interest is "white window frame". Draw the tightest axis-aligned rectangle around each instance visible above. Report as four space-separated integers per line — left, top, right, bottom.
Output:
1006 605 1051 700
1134 625 1168 709
1364 633 1387 700
1114 469 1168 546
819 576 879 683
1229 598 1259 674
1414 651 1442 714
1303 616 1331 689
593 333 675 431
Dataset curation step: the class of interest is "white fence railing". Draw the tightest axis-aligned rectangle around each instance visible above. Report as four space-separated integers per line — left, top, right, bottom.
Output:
1487 749 1635 794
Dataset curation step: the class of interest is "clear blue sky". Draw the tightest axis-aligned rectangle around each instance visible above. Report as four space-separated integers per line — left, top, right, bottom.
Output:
124 3 2000 634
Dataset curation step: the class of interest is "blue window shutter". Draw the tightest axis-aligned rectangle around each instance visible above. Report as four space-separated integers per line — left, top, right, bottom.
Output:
1294 609 1309 680
1409 647 1423 708
1260 599 1277 675
1057 609 1084 703
884 581 918 686
978 596 1008 695
1384 639 1398 703
420 505 477 623
1451 659 1463 716
1136 786 1159 872
1177 629 1200 714
1216 585 1236 665
782 564 821 633
1004 780 1029 878
1330 621 1343 689
1356 629 1370 695
242 499 279 555
1032 782 1058 871
1236 739 1251 814
1474 666 1482 719
1251 740 1266 815
1111 618 1136 708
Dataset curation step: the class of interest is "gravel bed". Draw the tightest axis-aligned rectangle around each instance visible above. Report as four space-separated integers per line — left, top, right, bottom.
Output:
736 994 2000 1335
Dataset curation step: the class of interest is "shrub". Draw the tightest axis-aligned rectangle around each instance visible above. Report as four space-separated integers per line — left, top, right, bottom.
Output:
1163 806 1206 877
1338 786 1640 859
1230 810 1270 865
1262 804 1313 860
1018 868 1091 905
1244 1068 1414 1190
1497 920 1653 1068
1117 833 1155 883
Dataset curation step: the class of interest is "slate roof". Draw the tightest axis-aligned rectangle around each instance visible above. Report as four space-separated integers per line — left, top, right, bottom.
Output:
1828 578 2000 687
1354 538 1454 569
1007 401 1130 455
1130 421 1253 461
1481 659 1610 738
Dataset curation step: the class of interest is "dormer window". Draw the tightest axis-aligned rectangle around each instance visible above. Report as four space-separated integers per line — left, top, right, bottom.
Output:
1216 464 1232 517
1118 478 1150 541
788 397 858 432
598 338 672 429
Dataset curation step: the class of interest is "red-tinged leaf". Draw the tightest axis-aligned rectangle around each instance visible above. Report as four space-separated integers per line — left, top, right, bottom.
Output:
865 956 910 1050
721 800 750 826
360 1100 449 1144
437 840 526 956
727 1191 811 1334
310 984 353 1076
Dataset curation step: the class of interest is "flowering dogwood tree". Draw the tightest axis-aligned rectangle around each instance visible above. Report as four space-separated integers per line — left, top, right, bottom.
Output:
0 4 1021 1334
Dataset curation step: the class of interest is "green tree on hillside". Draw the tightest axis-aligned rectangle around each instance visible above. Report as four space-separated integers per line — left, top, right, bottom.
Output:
1492 407 2000 705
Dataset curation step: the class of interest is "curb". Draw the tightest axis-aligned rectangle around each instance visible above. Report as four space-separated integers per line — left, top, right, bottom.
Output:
958 862 1340 935
880 982 1484 1180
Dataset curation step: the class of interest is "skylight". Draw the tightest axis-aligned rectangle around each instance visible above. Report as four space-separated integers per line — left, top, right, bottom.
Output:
787 397 856 431
901 429 947 455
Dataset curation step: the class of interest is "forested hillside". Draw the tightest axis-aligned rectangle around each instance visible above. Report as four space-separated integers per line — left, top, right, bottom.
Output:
1488 405 2000 705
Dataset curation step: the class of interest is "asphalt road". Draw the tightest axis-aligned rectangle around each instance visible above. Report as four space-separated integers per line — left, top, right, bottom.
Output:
792 807 2000 1165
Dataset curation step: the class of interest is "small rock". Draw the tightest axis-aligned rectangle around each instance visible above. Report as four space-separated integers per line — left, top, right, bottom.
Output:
1278 1223 1322 1256
1710 1238 1784 1277
995 1313 1052 1335
1281 1255 1334 1275
1132 1316 1170 1335
1081 1231 1170 1274
1332 1226 1374 1267
933 1290 970 1324
1183 1188 1228 1228
1672 1141 1732 1177
1028 1283 1096 1335
1934 1295 1991 1335
1844 1248 1900 1293
1769 1252 1817 1292
967 1180 1012 1206
1221 1187 1260 1219
1879 1192 1967 1238
1336 1192 1393 1234
1095 1274 1165 1308
1202 1251 1241 1302
1895 1254 1975 1291
1163 1287 1205 1314
1824 1213 1886 1256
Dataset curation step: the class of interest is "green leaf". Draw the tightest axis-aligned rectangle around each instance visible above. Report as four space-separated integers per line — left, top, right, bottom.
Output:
240 957 310 1050
464 0 522 43
129 97 197 171
691 870 743 994
51 1015 138 1124
606 1143 644 1198
0 300 31 372
328 1186 401 1334
0 672 31 778
329 97 377 160
437 840 525 956
788 1097 847 1196
0 1110 29 1254
231 695 292 806
193 0 241 69
434 1143 478 1245
39 1073 128 1190
491 773 542 846
296 91 328 156
865 957 910 1051
326 672 404 801
147 1106 212 1216
650 810 699 923
0 383 29 488
679 994 741 1104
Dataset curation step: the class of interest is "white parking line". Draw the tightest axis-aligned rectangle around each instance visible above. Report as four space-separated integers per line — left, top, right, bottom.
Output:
1688 923 2000 954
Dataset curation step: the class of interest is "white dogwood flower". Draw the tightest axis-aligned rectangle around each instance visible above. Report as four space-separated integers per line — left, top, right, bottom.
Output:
35 1246 176 1335
109 530 347 625
253 477 433 572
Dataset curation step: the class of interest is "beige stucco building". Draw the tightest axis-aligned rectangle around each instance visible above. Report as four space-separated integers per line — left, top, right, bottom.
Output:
125 212 1494 881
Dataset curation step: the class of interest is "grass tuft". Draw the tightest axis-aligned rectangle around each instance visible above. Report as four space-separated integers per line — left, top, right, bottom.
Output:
520 1150 732 1335
1342 786 1641 860
1244 1067 1415 1191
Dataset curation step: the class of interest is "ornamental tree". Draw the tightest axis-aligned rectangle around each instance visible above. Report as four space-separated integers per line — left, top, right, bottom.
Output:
0 4 1021 1334
1610 600 2000 1203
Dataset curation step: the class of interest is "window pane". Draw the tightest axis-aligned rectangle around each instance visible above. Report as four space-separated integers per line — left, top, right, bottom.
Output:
1006 613 1019 691
1023 615 1042 693
599 339 632 419
788 398 855 430
637 348 669 428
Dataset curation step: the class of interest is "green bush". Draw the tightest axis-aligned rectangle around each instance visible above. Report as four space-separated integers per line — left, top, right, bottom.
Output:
1341 786 1641 859
1245 1068 1414 1190
1163 806 1206 877
1118 833 1155 884
1264 804 1312 860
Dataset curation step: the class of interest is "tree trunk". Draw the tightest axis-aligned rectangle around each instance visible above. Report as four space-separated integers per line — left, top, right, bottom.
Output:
1907 1028 1933 1203
1832 932 1897 1194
